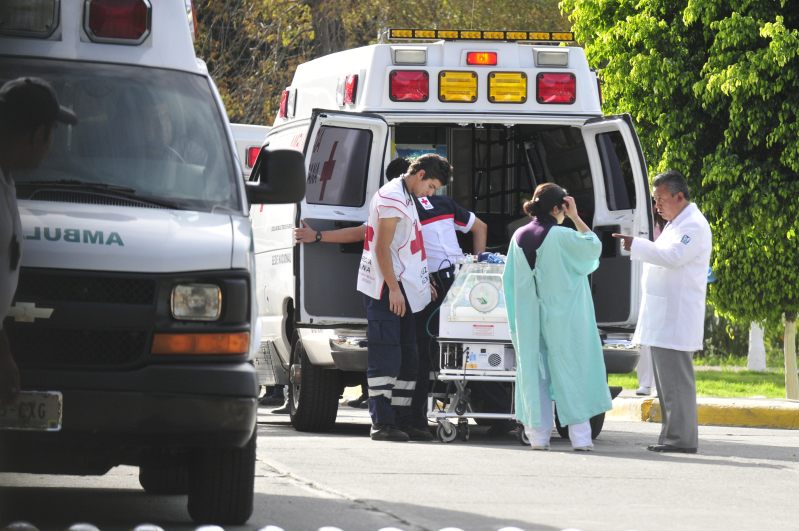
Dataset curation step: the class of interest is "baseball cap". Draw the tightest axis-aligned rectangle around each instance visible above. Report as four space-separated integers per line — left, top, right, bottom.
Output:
0 76 78 128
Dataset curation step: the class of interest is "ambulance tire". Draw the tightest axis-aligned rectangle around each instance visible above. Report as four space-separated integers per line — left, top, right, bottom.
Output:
187 431 256 525
289 339 341 432
554 407 605 440
138 462 188 495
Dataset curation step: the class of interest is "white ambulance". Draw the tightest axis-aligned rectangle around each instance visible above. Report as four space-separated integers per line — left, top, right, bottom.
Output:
0 0 304 525
251 29 649 432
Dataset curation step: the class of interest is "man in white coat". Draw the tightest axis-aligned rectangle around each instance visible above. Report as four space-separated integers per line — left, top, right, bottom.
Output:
613 170 712 453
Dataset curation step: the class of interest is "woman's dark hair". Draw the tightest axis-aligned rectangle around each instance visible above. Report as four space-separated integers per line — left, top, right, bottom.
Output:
523 183 567 221
385 156 411 180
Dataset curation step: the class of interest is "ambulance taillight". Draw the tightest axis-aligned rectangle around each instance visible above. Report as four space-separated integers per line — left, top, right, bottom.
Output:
536 73 576 104
246 147 260 169
344 74 358 105
466 52 497 66
278 90 289 118
0 0 59 38
389 70 429 102
85 0 152 44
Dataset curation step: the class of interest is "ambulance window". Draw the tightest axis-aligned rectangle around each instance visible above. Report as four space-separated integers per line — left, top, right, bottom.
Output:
306 126 371 207
596 131 636 210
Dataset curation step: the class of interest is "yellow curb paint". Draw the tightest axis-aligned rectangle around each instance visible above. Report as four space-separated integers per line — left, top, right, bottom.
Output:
628 398 799 429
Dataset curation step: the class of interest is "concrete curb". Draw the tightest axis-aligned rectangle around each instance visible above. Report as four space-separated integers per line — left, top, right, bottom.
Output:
609 395 799 429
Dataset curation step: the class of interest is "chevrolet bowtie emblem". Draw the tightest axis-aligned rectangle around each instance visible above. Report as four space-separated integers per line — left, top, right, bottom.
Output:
8 302 54 323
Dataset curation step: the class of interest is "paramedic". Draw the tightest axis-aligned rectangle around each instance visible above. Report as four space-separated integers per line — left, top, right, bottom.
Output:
357 154 451 441
0 77 78 404
612 170 711 454
503 183 612 451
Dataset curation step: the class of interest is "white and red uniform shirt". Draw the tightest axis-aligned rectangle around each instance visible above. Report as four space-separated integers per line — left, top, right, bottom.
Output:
357 177 431 312
416 195 475 272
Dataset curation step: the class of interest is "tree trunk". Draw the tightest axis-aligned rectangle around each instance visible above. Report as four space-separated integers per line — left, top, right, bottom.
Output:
784 313 798 400
747 322 766 372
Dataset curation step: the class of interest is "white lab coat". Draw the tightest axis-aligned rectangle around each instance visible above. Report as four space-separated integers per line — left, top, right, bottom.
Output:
631 203 712 351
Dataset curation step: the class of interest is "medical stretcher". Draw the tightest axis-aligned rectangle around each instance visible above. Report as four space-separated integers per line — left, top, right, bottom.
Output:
428 258 612 443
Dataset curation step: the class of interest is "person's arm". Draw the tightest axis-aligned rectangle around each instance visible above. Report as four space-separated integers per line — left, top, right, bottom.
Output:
470 217 487 254
294 219 366 244
564 196 590 233
0 330 20 405
375 216 406 317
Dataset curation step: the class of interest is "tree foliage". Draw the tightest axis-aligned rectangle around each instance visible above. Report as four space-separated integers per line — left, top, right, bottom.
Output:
194 0 567 124
561 0 799 326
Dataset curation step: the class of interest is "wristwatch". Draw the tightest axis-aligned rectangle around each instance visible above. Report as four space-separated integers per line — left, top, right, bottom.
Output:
314 230 322 243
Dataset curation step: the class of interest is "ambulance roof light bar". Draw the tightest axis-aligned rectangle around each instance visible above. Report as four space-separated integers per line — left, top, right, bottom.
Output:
386 28 574 43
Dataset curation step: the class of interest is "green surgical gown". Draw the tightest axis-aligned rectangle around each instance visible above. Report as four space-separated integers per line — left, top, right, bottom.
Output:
502 226 612 427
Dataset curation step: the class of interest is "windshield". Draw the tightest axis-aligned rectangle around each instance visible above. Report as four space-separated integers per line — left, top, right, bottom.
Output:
1 58 240 212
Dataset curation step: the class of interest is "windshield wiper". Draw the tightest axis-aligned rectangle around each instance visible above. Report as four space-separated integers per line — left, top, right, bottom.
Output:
18 179 184 209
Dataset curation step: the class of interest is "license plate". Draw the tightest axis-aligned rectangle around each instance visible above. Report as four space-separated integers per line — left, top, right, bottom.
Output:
0 391 63 431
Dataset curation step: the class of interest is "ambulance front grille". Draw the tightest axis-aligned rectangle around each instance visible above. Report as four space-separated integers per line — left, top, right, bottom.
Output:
15 272 156 305
6 328 148 369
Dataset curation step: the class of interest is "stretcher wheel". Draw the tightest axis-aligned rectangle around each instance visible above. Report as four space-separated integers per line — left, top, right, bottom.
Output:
517 426 530 446
554 407 605 440
457 421 470 441
437 421 457 443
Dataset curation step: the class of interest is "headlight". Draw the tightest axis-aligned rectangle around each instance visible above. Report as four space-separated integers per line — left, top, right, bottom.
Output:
171 284 221 321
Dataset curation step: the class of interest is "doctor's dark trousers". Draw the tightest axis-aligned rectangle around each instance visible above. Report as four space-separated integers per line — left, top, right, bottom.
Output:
364 284 418 428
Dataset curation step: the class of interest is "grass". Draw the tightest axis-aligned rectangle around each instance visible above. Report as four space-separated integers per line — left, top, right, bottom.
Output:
609 367 787 399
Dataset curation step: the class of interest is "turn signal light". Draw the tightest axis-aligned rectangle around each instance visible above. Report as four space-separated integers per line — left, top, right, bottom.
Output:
85 0 152 44
247 146 260 168
152 332 250 356
488 72 527 103
389 70 429 102
439 71 477 102
344 74 358 105
536 72 576 104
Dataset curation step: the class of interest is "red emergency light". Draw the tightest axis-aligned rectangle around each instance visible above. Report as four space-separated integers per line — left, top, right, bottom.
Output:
85 0 151 43
344 74 358 105
536 72 576 104
278 89 289 118
246 146 260 169
389 70 429 102
466 52 497 66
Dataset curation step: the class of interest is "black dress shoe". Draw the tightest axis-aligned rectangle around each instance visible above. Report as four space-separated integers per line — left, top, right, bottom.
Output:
647 444 697 454
370 424 409 442
399 426 434 441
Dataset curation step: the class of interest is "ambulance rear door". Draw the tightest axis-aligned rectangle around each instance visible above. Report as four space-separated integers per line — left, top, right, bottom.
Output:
298 110 389 325
581 114 651 329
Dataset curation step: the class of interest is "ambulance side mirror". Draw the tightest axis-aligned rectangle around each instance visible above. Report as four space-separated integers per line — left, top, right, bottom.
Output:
246 148 306 204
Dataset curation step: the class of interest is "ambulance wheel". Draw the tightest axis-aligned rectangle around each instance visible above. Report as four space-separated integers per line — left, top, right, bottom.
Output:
187 431 255 525
554 407 606 440
437 421 457 443
289 339 341 432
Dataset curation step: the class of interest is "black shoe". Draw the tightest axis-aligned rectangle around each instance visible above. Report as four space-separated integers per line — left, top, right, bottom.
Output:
259 394 285 406
370 424 409 442
647 444 697 454
347 394 369 408
399 426 434 441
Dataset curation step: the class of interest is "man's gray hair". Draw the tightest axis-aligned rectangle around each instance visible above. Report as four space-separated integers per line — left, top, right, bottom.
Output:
653 170 690 200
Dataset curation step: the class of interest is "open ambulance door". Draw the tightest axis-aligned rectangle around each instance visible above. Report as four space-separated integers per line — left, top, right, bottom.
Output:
297 110 389 325
581 114 651 329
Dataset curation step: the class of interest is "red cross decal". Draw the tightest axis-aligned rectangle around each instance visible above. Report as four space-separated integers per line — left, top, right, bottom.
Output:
363 225 375 251
319 141 338 201
409 223 426 260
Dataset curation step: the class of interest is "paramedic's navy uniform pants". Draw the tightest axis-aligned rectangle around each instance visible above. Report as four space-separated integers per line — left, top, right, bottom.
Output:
364 284 418 428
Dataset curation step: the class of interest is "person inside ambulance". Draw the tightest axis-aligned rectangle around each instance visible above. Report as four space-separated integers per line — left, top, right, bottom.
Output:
0 77 78 404
503 183 612 451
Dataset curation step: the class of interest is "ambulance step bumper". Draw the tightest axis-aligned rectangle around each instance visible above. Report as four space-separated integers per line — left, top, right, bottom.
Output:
329 332 368 371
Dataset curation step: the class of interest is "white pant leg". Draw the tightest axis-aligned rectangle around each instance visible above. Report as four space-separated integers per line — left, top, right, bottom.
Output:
637 344 654 389
568 420 593 448
526 373 554 446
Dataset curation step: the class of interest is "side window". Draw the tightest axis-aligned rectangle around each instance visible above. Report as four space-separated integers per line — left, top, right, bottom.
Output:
306 126 371 206
596 131 636 210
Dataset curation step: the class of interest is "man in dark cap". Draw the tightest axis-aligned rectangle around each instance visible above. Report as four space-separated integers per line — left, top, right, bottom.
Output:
0 77 77 404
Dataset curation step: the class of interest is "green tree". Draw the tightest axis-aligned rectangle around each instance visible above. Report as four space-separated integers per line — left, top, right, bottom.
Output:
561 0 799 397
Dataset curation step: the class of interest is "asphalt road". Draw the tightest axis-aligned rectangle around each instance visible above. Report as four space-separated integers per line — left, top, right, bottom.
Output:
1 404 797 531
